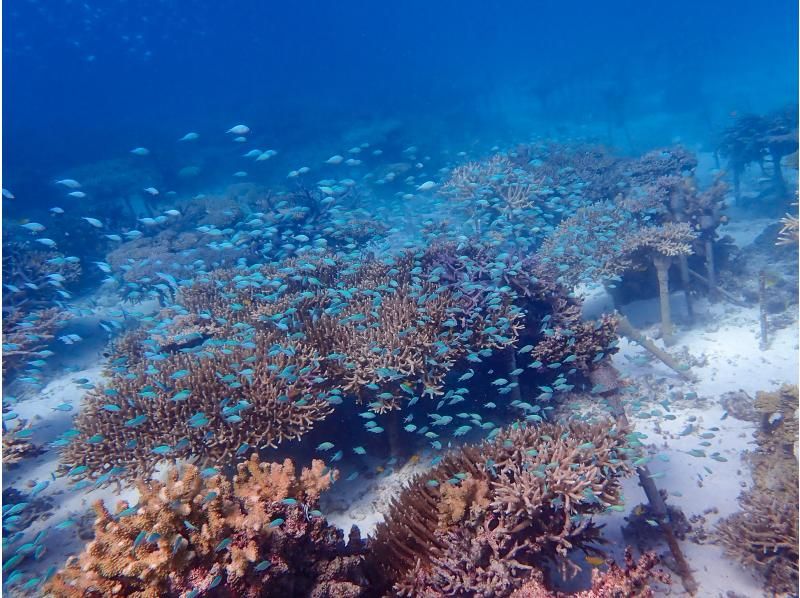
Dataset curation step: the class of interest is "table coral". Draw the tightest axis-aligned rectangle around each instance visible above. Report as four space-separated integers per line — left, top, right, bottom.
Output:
59 244 539 484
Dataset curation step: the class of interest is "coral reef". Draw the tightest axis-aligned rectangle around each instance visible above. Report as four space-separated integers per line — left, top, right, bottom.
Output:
510 548 669 597
2 306 73 377
2 241 82 312
45 455 368 597
60 325 336 481
719 108 798 203
715 385 799 595
2 427 41 466
59 238 620 486
368 419 633 595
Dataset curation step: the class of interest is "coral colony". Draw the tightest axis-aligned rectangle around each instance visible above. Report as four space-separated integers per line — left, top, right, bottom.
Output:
2 115 798 598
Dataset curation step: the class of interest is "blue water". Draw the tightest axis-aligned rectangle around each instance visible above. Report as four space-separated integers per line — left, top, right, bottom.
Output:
5 0 797 210
2 1 798 597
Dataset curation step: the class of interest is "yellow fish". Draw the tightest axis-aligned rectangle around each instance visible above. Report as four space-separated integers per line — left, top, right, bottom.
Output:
584 556 605 567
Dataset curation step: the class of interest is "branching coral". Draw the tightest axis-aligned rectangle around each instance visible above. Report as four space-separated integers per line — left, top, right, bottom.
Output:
2 240 82 312
439 151 586 245
509 143 626 205
45 456 367 598
510 548 669 597
2 429 41 465
715 385 799 595
61 245 529 484
60 328 335 482
368 419 633 595
777 204 799 246
2 307 73 376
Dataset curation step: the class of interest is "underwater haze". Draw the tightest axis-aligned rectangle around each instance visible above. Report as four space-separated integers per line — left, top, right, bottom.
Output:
2 1 799 597
4 0 798 207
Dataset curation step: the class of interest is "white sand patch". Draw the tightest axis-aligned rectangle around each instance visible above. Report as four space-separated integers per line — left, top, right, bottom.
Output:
604 291 797 596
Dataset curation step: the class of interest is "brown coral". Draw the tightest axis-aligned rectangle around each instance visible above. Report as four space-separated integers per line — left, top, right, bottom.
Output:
510 548 669 598
369 419 633 595
2 306 73 376
45 456 366 598
715 385 799 595
61 331 335 482
61 245 530 484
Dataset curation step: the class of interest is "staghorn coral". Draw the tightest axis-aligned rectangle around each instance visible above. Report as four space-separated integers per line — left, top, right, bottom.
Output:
417 240 619 381
60 329 335 483
2 239 82 321
438 477 491 527
716 485 798 596
369 419 633 595
105 227 252 304
45 455 367 598
509 142 626 205
623 146 698 186
60 245 530 484
614 222 697 264
438 150 587 245
2 306 74 376
777 204 799 246
715 385 799 595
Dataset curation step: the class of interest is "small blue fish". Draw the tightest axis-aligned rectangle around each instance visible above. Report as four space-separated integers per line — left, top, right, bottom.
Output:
255 560 272 571
116 505 139 518
269 518 284 527
124 414 148 427
171 390 192 402
30 481 49 496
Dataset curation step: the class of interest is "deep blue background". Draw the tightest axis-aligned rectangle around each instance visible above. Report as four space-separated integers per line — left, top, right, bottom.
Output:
4 0 797 211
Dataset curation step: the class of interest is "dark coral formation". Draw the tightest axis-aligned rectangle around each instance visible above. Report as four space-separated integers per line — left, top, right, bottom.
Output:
45 455 368 597
716 385 799 595
368 419 633 596
510 548 669 598
718 107 798 202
